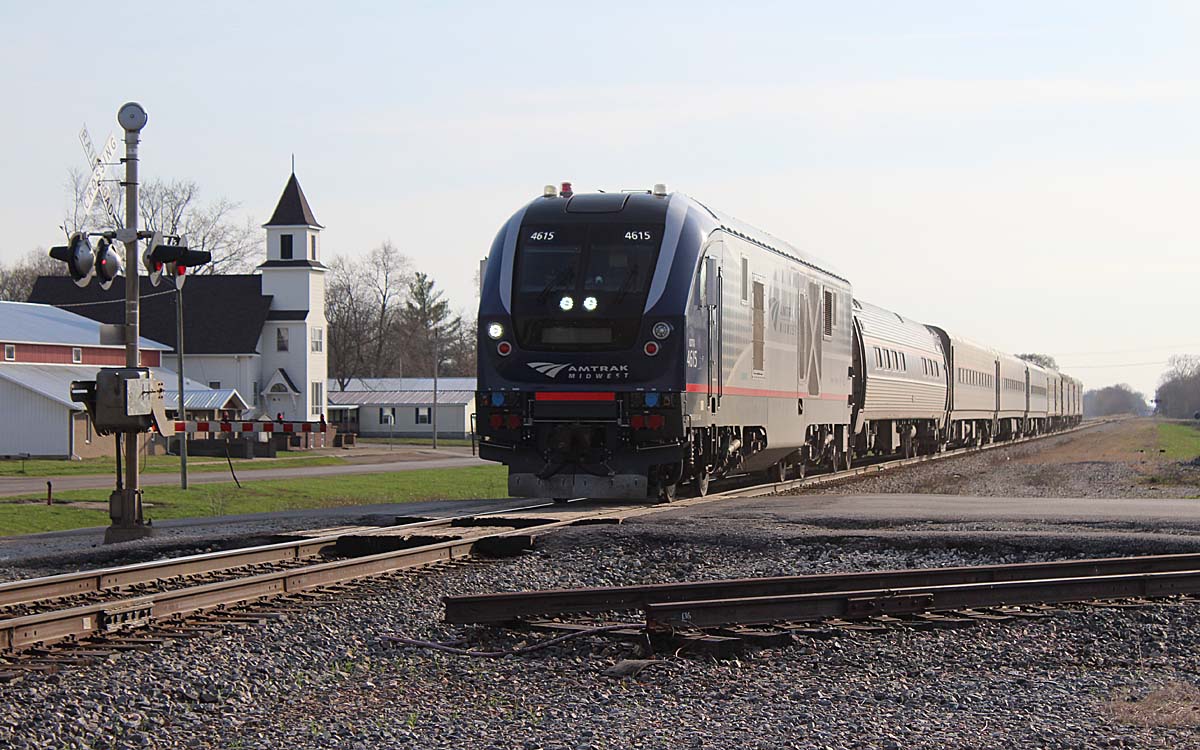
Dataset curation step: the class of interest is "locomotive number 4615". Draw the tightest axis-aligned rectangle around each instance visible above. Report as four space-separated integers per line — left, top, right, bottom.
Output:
625 231 652 241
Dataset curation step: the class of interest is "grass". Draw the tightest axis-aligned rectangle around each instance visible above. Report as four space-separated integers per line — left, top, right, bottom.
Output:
0 464 508 537
1157 422 1200 461
0 453 348 478
1108 682 1200 728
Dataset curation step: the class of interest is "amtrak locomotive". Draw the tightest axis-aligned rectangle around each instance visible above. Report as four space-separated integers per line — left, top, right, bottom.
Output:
475 183 1082 502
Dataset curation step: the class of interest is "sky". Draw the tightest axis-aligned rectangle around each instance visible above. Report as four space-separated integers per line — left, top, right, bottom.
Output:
2 1 1198 398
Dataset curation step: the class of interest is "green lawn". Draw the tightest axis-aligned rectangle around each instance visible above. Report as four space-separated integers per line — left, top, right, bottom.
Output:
0 453 348 478
0 465 508 537
1157 422 1200 460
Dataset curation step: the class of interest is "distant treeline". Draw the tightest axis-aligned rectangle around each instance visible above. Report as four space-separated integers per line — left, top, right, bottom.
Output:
1083 384 1150 417
1155 356 1200 419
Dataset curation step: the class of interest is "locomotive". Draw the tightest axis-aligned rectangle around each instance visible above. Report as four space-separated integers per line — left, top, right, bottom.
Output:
475 184 1082 501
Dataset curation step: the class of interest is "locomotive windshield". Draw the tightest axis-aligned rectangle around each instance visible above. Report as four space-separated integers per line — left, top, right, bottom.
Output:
513 223 663 350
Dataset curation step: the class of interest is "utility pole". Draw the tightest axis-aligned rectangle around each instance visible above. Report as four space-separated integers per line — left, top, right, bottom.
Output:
107 101 152 544
176 285 188 489
432 325 439 450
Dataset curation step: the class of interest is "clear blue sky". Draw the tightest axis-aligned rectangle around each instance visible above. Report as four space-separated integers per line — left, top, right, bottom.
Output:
3 1 1198 398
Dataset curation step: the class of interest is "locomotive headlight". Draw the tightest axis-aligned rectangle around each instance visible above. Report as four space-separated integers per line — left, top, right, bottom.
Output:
583 296 598 311
559 295 574 311
652 321 672 340
486 322 504 340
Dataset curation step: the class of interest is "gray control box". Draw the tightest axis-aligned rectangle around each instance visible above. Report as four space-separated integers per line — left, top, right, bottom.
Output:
71 368 174 436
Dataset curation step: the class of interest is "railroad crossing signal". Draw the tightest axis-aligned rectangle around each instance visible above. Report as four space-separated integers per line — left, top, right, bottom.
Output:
48 232 96 287
147 240 211 289
141 231 165 286
94 238 123 290
49 232 125 289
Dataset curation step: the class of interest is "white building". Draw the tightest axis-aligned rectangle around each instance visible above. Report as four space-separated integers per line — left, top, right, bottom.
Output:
328 378 477 439
30 172 329 424
0 301 242 459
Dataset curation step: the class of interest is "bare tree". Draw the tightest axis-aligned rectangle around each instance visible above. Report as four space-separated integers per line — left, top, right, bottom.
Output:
63 170 258 274
1155 355 1200 418
326 242 414 383
1083 384 1150 417
1016 353 1059 370
0 248 62 301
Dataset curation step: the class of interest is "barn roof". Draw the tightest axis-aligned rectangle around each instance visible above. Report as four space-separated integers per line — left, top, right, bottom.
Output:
0 301 168 350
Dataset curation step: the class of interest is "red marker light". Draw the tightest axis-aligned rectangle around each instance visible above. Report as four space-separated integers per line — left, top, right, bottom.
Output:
648 414 664 430
176 264 186 275
630 415 645 430
643 341 659 356
497 341 512 356
506 414 521 430
489 414 503 429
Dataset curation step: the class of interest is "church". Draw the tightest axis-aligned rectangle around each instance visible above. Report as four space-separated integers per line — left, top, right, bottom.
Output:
29 172 329 423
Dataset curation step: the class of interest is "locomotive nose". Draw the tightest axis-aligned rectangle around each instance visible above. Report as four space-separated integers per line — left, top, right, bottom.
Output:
547 423 597 461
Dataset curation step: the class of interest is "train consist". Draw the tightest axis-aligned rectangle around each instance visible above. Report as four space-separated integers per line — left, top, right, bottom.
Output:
475 185 1082 501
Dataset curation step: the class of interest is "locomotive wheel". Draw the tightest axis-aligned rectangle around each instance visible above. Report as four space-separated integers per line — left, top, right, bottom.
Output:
766 459 790 483
657 483 677 503
694 471 711 497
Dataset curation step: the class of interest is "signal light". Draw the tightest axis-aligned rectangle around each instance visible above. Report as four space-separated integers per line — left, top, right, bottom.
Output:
506 414 521 430
631 415 645 430
583 296 598 311
48 232 95 287
489 414 503 429
496 341 512 356
652 321 671 340
148 241 211 289
647 414 664 430
559 296 574 311
643 341 659 356
93 238 123 290
487 322 504 340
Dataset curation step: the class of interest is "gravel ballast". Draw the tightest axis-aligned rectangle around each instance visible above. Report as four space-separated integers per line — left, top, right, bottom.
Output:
2 516 1199 750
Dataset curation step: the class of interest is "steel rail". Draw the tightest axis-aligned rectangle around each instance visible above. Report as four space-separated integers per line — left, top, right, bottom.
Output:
443 552 1200 623
0 498 564 610
0 502 634 653
642 568 1200 630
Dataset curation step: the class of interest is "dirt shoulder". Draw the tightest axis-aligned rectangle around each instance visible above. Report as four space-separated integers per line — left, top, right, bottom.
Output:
796 419 1200 499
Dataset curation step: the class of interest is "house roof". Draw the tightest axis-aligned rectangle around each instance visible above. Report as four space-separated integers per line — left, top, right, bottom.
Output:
265 173 323 228
330 377 478 392
0 301 168 350
28 276 273 355
162 387 249 412
328 390 476 407
0 363 225 410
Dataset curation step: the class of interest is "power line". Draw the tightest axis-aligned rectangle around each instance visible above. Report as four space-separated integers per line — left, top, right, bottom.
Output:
52 289 176 308
1060 361 1168 369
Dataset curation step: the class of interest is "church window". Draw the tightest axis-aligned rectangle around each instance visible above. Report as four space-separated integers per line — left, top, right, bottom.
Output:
310 235 317 260
276 327 289 352
311 327 323 353
280 234 293 260
252 381 259 406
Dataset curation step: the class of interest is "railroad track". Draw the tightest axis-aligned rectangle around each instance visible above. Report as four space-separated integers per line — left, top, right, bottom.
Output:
0 420 1102 676
443 551 1200 656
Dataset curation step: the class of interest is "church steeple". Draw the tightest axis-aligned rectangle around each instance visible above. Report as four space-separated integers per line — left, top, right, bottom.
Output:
265 172 323 229
261 171 325 266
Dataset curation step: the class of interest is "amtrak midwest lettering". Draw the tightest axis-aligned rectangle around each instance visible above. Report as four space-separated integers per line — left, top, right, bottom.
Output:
527 362 631 381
